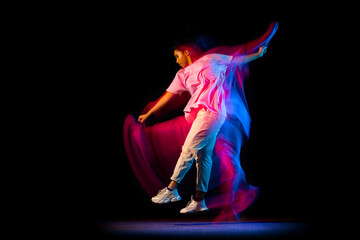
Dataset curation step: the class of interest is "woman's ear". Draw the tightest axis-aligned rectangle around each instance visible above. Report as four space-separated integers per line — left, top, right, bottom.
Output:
184 50 191 56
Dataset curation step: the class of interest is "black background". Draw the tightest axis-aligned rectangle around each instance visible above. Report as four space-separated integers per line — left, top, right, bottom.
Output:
52 2 344 232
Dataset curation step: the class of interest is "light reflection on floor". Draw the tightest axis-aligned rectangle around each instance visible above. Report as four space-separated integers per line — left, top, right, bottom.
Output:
100 219 311 239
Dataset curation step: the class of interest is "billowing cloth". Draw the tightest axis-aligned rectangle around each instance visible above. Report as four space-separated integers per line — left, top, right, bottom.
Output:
203 21 279 138
123 22 278 220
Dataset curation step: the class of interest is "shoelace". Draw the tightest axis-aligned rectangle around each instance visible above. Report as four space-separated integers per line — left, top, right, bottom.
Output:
155 188 167 196
185 196 197 208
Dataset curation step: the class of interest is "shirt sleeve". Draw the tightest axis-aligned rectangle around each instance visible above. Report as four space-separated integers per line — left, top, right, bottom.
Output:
219 54 233 65
166 70 187 95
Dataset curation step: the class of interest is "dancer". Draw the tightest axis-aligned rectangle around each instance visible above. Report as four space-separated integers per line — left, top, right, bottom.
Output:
137 22 278 214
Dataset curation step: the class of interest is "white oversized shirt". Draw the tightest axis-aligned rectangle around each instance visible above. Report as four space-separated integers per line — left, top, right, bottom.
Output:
166 53 233 121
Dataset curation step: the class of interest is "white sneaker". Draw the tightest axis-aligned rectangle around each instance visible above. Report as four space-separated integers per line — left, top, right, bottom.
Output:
180 196 208 214
151 187 181 204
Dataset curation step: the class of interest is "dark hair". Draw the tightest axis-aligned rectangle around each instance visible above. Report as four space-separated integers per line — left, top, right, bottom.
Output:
173 24 217 53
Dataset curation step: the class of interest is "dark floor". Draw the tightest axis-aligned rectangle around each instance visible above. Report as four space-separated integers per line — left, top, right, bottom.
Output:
99 218 313 239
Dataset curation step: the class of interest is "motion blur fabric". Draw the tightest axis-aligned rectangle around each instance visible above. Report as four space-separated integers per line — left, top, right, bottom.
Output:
123 22 278 220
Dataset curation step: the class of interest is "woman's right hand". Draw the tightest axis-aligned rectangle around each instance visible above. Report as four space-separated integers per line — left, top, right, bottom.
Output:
138 113 151 124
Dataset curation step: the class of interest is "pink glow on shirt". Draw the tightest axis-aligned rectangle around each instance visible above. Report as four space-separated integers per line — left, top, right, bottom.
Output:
167 54 233 120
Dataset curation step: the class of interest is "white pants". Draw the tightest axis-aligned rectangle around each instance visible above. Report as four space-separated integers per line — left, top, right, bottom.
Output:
170 108 225 192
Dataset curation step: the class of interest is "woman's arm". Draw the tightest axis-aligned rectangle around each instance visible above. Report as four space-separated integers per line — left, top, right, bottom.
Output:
233 46 267 64
138 91 175 123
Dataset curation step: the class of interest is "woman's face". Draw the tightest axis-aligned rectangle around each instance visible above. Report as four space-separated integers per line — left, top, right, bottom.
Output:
174 50 190 68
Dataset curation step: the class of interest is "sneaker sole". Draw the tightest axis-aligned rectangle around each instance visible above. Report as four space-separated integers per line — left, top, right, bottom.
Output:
151 196 181 204
180 207 209 214
171 196 181 202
